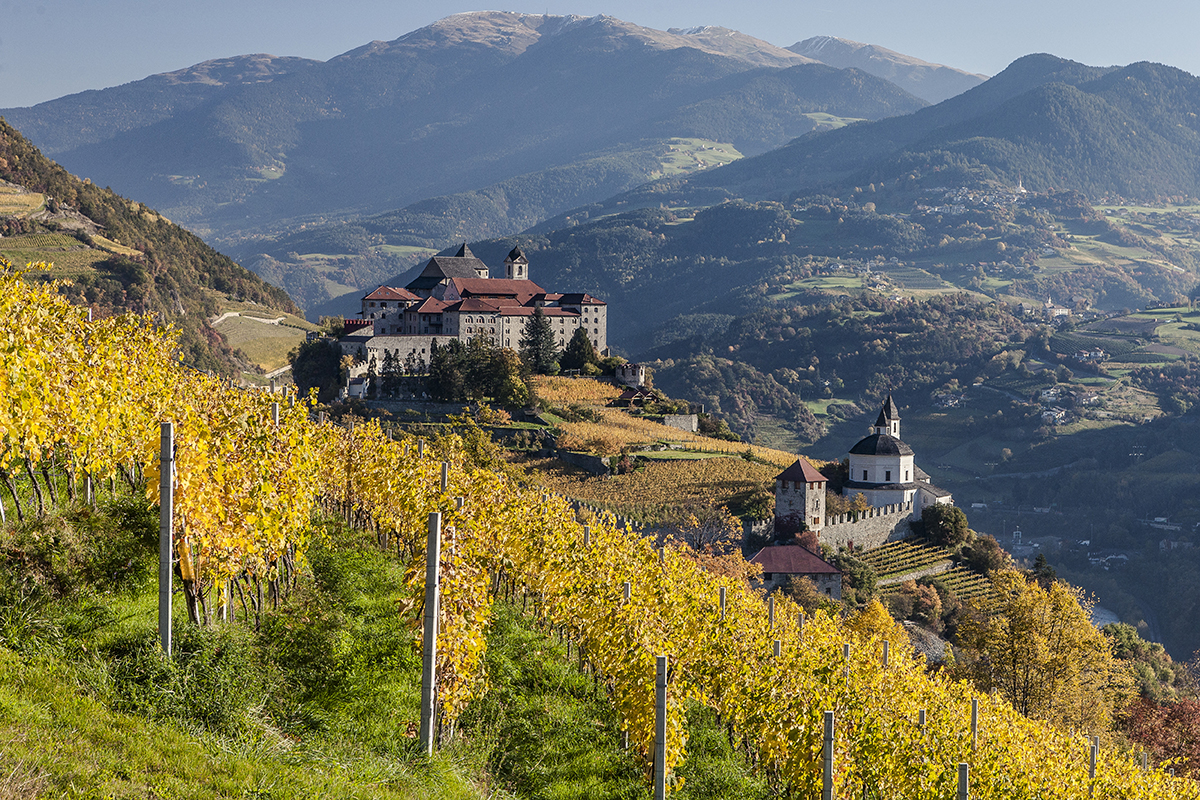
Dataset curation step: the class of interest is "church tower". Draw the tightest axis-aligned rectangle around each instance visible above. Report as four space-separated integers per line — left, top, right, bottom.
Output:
504 245 529 281
874 394 900 439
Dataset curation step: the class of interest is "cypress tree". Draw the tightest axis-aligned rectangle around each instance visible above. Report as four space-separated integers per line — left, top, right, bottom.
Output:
520 306 558 374
560 327 599 372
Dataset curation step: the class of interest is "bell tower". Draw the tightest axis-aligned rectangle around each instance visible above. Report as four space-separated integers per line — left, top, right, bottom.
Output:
504 245 529 281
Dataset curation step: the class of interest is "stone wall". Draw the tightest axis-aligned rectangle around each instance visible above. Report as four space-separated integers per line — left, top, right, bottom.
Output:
820 502 914 550
661 414 698 433
557 450 611 475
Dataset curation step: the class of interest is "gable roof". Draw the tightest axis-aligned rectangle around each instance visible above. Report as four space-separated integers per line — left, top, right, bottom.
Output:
776 458 827 484
556 292 607 306
506 245 527 263
407 253 490 292
363 285 421 302
749 545 841 575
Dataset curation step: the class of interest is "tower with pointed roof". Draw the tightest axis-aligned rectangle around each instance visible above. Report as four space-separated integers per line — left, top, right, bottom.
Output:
876 393 900 438
774 458 828 533
504 245 529 281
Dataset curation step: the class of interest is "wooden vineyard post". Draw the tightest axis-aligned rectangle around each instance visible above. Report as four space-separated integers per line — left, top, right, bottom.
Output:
882 639 889 667
798 611 804 638
773 639 781 658
654 655 668 800
419 511 442 756
822 711 834 800
622 581 631 603
441 462 449 492
158 422 174 656
971 698 979 751
271 402 280 427
768 594 775 628
1089 738 1098 796
957 763 969 800
719 586 727 621
583 525 591 547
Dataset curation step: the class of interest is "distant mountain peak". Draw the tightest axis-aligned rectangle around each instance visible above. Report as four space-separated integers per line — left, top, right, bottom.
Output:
334 11 813 70
789 35 986 103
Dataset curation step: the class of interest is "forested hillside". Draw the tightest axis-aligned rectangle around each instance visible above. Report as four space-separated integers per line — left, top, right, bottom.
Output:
0 119 296 373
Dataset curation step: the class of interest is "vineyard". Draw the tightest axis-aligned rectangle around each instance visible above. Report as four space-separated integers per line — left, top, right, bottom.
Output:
533 375 624 405
523 455 777 524
555 404 797 467
860 539 954 583
0 263 1194 798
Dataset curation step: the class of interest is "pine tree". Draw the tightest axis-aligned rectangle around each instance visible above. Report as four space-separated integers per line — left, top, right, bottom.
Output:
520 306 558 374
560 326 599 372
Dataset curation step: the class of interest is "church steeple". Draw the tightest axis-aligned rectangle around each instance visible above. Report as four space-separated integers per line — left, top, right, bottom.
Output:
504 245 529 281
873 395 900 439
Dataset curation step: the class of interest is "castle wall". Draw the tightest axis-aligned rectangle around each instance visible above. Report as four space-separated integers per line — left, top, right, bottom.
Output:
820 503 914 550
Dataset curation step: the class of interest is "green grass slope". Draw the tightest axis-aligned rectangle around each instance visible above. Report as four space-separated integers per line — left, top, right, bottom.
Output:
0 495 762 799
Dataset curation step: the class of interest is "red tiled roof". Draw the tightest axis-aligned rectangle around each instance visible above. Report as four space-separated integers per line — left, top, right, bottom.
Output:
776 458 827 484
412 298 450 313
749 545 840 575
363 285 420 302
558 292 607 305
456 298 504 312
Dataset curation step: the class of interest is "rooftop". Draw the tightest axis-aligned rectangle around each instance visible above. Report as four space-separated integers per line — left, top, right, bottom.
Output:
776 458 827 484
749 545 841 575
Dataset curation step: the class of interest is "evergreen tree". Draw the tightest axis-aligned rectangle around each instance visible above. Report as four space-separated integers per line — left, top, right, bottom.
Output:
560 327 599 372
520 306 558 374
366 355 378 399
381 349 400 397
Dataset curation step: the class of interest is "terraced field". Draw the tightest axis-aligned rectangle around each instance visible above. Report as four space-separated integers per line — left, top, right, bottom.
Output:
860 539 953 584
0 233 113 274
933 566 995 602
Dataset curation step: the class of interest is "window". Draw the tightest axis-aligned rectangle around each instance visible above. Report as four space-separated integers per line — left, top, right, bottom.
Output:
885 470 891 482
764 573 773 581
813 516 820 526
863 470 868 481
905 470 909 481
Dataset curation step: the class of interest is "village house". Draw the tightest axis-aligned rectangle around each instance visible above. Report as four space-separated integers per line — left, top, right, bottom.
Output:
342 244 608 365
749 545 842 599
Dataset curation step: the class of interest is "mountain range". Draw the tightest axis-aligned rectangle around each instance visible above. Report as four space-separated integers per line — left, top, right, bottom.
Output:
1 12 978 311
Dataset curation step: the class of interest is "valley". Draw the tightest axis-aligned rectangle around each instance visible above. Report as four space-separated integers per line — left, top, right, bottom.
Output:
4 8 1200 792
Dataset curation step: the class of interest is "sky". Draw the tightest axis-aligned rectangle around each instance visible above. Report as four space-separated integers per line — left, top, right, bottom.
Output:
1 0 1198 108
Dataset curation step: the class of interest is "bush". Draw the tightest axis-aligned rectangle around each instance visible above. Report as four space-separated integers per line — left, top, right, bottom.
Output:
922 504 971 548
961 534 1010 574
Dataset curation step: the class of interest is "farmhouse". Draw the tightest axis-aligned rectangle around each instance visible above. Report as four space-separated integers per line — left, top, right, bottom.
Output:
748 545 842 599
344 244 607 364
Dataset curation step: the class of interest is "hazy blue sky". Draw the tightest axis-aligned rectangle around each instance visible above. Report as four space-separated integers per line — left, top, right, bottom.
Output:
2 0 1197 108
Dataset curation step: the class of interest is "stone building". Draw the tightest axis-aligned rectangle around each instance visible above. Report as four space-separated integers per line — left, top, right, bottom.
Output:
616 362 646 387
774 457 827 534
749 545 842 598
344 243 608 358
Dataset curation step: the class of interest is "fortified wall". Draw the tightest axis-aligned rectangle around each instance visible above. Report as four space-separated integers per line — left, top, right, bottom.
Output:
819 502 914 550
